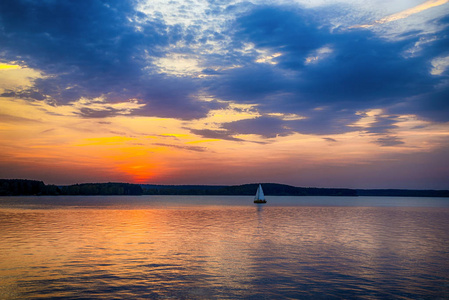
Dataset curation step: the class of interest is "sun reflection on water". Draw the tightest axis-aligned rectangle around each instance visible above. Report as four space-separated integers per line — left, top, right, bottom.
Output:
1 198 449 299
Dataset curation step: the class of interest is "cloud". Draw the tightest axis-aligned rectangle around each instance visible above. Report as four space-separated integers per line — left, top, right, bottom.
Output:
77 107 123 119
366 114 406 146
394 85 449 122
206 64 294 103
353 0 449 28
323 137 337 142
153 143 206 152
0 0 212 119
0 113 41 124
365 114 401 134
190 129 244 142
220 112 359 138
1 0 448 135
203 4 449 136
222 115 296 138
189 108 361 140
374 136 405 147
1 88 48 100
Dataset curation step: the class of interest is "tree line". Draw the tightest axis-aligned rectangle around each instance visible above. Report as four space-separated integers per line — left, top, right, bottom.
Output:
0 179 142 196
142 183 358 196
1 179 448 197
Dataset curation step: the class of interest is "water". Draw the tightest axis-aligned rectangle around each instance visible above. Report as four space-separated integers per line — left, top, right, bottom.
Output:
1 196 449 299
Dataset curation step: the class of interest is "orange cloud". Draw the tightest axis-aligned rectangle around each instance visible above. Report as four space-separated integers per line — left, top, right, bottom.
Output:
353 0 449 28
1 96 448 187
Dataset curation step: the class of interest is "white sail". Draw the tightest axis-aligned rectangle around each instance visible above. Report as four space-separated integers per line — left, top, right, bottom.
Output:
254 184 265 201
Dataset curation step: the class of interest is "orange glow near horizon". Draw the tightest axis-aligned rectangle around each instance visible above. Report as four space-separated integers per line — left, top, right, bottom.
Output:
1 91 449 187
1 64 449 188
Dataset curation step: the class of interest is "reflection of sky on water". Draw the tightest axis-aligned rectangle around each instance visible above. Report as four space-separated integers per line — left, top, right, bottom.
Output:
0 197 449 298
1 195 449 209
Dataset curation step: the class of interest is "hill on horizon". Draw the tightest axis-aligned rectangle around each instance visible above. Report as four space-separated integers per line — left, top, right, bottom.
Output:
1 179 449 197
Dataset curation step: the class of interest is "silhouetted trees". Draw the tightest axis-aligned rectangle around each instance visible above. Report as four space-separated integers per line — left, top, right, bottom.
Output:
61 183 143 195
142 183 358 196
0 179 44 195
0 180 142 196
1 179 448 197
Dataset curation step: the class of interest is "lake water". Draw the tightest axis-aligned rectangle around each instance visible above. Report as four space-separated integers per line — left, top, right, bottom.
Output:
1 196 449 299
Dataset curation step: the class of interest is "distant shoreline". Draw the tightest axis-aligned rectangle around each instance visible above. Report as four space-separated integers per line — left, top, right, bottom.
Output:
1 179 448 197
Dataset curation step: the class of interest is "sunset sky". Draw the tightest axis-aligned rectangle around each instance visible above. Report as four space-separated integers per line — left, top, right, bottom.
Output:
1 0 448 189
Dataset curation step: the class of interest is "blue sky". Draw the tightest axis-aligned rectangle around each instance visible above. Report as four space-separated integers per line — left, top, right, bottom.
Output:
0 0 448 188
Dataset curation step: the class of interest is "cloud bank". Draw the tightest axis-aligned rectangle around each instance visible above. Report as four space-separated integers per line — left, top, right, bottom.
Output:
0 0 448 139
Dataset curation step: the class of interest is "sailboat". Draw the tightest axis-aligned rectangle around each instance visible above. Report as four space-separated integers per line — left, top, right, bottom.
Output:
254 184 267 204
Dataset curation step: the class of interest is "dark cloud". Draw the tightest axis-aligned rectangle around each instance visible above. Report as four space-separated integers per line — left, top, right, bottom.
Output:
356 113 407 146
204 4 449 135
1 1 448 134
77 107 123 119
419 16 449 59
374 136 405 147
236 6 324 61
393 84 449 123
1 89 46 101
153 143 206 152
0 0 154 75
137 77 226 120
0 0 211 119
220 112 359 138
323 138 337 142
190 129 244 142
206 64 294 103
290 108 362 135
223 116 295 138
190 109 361 140
201 68 222 75
365 114 401 134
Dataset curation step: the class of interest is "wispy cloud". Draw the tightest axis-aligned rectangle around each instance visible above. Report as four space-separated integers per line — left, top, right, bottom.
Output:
153 143 206 152
352 0 449 28
374 136 405 147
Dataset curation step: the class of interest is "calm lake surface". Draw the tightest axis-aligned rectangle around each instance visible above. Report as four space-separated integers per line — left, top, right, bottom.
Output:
1 196 449 299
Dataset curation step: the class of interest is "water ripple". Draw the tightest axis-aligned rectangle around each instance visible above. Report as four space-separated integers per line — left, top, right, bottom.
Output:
1 197 449 299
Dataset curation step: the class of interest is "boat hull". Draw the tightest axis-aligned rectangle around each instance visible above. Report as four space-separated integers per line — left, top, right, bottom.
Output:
254 200 267 204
